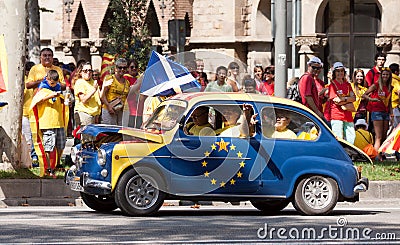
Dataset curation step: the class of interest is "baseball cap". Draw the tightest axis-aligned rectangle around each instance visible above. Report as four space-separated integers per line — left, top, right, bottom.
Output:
307 57 323 67
333 62 345 70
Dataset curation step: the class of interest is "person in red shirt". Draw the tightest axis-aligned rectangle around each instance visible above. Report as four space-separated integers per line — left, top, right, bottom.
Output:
362 68 392 160
123 59 144 128
365 53 386 88
258 65 275 95
298 57 326 121
327 62 356 144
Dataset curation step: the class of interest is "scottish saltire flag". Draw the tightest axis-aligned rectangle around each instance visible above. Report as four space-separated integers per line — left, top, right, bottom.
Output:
140 51 200 96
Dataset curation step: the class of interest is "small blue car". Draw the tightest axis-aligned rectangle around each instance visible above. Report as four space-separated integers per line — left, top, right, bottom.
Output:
65 93 370 216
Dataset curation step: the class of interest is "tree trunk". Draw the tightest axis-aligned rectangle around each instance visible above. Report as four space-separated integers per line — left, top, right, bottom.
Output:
0 1 27 170
28 0 40 64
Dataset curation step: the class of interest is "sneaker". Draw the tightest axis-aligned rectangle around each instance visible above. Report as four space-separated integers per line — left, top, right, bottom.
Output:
32 159 39 168
46 168 57 179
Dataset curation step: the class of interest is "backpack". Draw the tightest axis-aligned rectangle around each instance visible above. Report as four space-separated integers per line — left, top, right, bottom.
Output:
287 81 301 103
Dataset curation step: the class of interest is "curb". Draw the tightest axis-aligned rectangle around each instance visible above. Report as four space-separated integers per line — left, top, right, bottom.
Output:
0 180 399 207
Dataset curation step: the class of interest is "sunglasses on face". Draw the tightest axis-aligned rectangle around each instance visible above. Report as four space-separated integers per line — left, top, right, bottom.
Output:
117 66 128 70
311 66 322 70
82 69 93 73
130 66 137 69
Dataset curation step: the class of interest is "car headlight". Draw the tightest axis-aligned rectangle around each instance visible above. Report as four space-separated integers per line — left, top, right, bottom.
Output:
70 146 77 163
98 149 107 166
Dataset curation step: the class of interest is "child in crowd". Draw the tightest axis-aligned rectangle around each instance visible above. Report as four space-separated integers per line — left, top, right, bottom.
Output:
30 70 69 177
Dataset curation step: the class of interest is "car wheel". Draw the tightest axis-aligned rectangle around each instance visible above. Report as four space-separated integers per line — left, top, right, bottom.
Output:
293 176 338 215
251 199 290 213
115 168 166 216
80 192 118 212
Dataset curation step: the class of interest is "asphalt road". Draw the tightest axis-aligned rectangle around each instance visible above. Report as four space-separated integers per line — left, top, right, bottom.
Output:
0 202 399 244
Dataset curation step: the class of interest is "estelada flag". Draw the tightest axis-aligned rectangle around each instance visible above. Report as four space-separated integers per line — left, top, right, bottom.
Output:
379 124 400 154
99 53 116 87
140 51 200 97
29 88 69 177
0 34 8 93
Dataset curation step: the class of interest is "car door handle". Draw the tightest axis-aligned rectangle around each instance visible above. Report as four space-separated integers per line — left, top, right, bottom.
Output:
175 138 190 142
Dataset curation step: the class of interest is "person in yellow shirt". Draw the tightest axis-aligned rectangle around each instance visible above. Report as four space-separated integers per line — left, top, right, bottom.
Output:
30 70 69 177
73 62 101 126
270 114 297 139
354 119 373 150
184 106 214 136
25 48 65 91
101 58 130 125
22 61 38 166
390 63 400 160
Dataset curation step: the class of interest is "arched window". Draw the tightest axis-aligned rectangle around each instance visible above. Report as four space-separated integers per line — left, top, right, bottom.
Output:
323 0 381 72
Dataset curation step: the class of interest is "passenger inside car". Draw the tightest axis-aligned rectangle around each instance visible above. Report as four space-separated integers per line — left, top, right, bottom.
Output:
262 108 320 140
270 114 297 139
216 104 256 137
184 106 215 136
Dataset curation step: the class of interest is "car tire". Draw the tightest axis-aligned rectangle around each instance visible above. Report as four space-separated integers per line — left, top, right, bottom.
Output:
80 192 118 212
251 199 290 213
292 175 338 215
115 168 166 216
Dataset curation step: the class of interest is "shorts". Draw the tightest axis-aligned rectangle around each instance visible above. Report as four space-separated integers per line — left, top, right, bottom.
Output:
371 111 390 121
42 128 66 152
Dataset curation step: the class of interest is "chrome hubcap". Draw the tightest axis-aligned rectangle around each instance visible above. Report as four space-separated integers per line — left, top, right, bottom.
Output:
126 175 159 210
302 177 332 210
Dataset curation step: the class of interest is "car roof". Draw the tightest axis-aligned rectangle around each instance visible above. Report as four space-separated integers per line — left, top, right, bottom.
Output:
170 92 316 115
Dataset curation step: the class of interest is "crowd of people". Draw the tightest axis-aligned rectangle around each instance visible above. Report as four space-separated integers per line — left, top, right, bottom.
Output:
22 48 399 176
298 53 399 161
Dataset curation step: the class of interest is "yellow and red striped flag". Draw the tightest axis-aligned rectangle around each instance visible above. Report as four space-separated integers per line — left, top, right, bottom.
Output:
379 124 400 154
99 53 116 87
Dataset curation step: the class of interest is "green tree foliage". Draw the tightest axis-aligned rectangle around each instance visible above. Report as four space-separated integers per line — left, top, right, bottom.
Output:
104 0 152 69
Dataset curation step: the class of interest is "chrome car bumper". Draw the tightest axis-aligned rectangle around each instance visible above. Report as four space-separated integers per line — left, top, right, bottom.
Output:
353 177 369 193
65 167 112 194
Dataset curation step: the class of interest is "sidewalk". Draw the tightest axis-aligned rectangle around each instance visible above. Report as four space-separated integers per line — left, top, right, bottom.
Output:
0 179 399 207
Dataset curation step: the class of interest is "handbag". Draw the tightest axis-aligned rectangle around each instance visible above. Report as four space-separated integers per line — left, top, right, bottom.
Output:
107 79 128 111
109 98 123 111
362 144 378 159
358 130 378 158
331 80 356 112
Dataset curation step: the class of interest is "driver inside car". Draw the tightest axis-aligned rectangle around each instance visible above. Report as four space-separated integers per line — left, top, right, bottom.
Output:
184 106 215 136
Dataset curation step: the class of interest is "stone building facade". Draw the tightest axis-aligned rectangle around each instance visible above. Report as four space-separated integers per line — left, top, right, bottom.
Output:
39 0 400 80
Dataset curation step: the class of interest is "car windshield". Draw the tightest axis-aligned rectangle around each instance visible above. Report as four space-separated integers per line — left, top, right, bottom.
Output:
146 100 187 131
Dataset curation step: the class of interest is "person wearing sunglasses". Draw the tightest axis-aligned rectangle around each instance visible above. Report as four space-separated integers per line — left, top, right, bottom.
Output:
184 106 214 136
73 62 101 127
259 65 275 95
298 56 326 122
101 58 130 125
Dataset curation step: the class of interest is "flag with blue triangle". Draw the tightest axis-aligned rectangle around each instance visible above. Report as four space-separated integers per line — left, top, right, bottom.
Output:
140 51 200 96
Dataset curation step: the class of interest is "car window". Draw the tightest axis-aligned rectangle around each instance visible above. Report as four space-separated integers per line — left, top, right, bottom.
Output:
146 102 186 131
261 107 320 141
184 103 256 138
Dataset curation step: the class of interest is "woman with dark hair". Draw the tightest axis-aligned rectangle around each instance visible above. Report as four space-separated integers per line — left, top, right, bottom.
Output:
351 69 368 122
73 62 101 127
204 66 233 92
362 67 392 160
259 65 275 95
253 64 263 90
226 62 240 92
